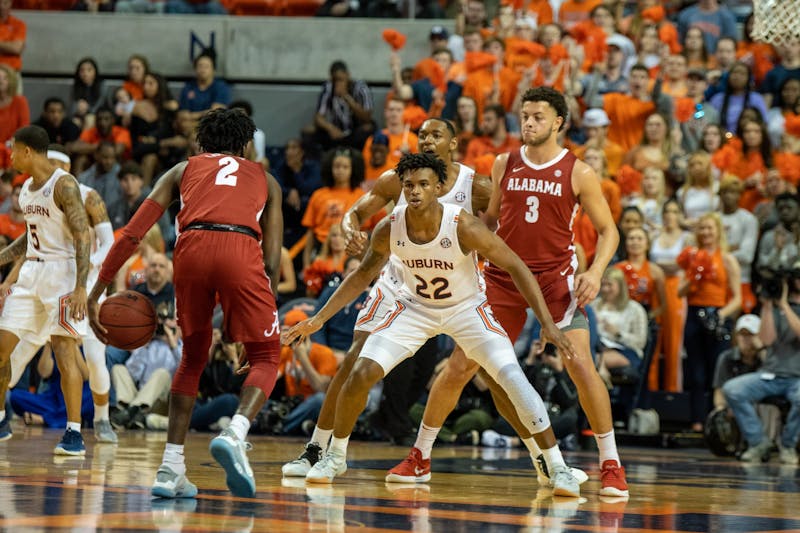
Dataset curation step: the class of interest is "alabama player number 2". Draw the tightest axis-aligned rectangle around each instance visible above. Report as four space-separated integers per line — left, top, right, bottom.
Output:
215 156 239 187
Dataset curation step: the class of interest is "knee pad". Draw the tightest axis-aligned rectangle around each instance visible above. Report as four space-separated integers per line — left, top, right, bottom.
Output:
496 363 551 435
171 330 212 397
242 340 281 397
83 338 110 394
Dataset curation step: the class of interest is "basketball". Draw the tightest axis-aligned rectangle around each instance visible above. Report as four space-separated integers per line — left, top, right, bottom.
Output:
98 290 158 350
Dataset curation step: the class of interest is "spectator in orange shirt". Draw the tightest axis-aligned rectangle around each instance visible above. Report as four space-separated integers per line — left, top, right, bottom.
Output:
463 104 521 168
462 37 521 118
361 97 417 172
447 26 484 84
454 95 480 161
583 145 621 223
0 183 24 241
0 0 25 72
588 63 673 152
558 0 601 32
715 118 772 212
0 64 28 145
682 27 714 71
0 170 13 213
71 107 133 174
363 131 391 188
662 54 689 99
122 54 149 102
302 147 366 267
574 108 625 178
275 309 338 435
302 223 347 297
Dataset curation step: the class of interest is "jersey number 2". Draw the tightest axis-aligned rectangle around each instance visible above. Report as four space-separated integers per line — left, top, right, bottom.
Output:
525 195 539 223
215 157 239 187
415 275 452 300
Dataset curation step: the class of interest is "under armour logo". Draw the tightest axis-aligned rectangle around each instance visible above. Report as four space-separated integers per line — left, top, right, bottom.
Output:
397 240 405 246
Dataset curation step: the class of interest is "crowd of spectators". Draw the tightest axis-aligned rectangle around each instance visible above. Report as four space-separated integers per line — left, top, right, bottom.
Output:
2 0 800 463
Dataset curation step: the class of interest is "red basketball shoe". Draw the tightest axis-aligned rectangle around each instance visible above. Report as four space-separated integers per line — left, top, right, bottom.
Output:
386 447 431 483
600 460 629 497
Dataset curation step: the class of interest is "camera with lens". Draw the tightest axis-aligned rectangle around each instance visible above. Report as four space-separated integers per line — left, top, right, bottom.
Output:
757 266 800 300
154 304 174 336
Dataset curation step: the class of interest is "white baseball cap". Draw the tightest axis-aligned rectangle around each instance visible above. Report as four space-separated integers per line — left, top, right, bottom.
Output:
583 108 610 128
735 314 761 334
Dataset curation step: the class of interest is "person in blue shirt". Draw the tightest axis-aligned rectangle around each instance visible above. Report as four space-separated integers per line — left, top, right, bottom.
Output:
179 49 231 121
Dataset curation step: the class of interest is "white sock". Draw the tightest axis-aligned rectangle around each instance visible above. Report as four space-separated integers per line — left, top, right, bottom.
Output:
329 435 350 457
522 436 543 461
311 426 333 451
94 403 109 422
67 421 81 433
414 423 440 460
163 443 186 476
594 430 621 466
228 414 251 442
541 444 566 472
0 410 5 422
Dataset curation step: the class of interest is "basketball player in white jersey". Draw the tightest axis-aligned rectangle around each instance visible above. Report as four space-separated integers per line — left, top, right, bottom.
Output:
2 146 117 443
283 153 581 496
283 118 589 488
0 126 92 456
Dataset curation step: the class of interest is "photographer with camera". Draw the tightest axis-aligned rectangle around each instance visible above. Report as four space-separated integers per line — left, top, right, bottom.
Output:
678 213 742 433
110 302 182 430
723 264 800 465
756 192 800 273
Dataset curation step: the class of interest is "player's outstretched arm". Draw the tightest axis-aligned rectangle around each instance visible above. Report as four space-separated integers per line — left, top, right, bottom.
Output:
457 212 577 359
343 168 401 255
283 218 391 345
261 173 283 294
88 161 187 341
471 171 493 215
0 234 27 268
574 160 619 306
483 154 509 230
55 174 92 320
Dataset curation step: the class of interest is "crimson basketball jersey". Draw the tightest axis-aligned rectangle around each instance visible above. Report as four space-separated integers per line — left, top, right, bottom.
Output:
489 147 579 273
176 153 268 238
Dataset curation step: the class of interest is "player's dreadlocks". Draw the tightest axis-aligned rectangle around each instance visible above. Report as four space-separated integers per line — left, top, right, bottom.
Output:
196 108 256 157
396 153 448 185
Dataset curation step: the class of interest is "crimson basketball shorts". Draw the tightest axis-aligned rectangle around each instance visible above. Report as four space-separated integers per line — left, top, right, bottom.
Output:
484 255 583 343
173 231 280 343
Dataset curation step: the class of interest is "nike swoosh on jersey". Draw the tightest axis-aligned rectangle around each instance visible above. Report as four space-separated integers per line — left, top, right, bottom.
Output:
512 166 526 173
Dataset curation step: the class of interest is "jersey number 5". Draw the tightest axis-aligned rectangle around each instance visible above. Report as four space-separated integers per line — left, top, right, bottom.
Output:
29 224 40 250
525 195 539 223
215 156 239 187
415 275 452 300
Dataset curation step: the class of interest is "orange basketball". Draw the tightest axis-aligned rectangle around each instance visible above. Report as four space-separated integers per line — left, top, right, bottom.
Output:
98 290 157 350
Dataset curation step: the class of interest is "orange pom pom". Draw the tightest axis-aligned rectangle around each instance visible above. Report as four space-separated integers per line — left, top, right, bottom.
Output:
382 29 407 51
641 5 665 23
465 51 498 73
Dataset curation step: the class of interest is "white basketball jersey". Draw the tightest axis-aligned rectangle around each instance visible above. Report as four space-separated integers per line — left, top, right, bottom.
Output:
397 162 475 215
19 168 75 260
390 203 484 307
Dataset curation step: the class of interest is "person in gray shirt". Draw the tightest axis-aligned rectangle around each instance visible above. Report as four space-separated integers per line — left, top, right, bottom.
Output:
724 273 800 465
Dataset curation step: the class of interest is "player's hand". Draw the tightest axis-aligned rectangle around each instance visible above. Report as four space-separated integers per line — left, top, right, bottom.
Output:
87 297 108 344
574 268 602 307
281 317 323 346
67 287 88 323
540 323 577 360
344 230 369 256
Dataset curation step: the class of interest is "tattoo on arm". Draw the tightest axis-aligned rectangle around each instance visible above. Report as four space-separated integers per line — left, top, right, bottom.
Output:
0 234 28 267
55 175 92 289
84 190 110 226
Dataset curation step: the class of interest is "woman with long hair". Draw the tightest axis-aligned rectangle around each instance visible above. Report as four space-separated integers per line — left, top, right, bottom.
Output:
677 151 719 230
302 224 347 298
129 72 177 184
71 57 107 130
625 113 672 174
678 212 741 431
453 96 480 161
593 268 649 388
301 147 367 268
709 62 768 134
628 166 666 237
122 54 150 102
614 226 666 319
0 64 29 145
650 200 693 391
767 77 800 148
713 117 773 212
681 27 712 71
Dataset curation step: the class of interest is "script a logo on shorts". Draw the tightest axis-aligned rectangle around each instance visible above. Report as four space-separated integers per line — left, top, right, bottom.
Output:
440 238 452 249
264 311 280 337
455 191 466 202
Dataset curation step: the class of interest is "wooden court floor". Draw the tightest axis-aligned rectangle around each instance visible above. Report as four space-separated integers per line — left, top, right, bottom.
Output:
0 423 798 532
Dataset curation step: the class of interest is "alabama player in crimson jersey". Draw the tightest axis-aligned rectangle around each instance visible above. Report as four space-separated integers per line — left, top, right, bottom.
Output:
87 108 283 499
485 87 628 497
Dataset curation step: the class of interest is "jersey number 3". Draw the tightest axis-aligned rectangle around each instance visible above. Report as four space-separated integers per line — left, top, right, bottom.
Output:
525 195 539 223
415 275 451 300
215 156 239 187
